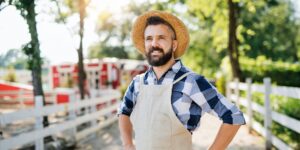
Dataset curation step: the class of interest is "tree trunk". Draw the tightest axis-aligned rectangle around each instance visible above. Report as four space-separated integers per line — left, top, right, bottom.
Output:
228 0 243 81
77 0 87 100
24 0 49 127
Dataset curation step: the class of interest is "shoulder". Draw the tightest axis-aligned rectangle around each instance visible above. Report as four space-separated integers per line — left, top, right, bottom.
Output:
179 66 204 82
181 68 212 91
132 71 148 83
129 71 149 91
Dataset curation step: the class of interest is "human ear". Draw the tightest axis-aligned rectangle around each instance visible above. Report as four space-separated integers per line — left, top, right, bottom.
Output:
172 40 178 52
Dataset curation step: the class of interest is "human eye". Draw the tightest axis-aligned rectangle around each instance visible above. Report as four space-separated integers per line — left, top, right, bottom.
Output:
145 36 152 41
158 35 166 40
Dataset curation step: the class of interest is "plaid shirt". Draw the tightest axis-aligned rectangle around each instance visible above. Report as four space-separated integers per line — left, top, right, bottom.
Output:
118 60 245 132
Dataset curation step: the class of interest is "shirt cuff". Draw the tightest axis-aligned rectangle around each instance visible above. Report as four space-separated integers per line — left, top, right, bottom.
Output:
222 111 246 125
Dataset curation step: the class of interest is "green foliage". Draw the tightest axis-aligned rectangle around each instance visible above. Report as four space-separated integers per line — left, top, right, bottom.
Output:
179 0 300 80
239 0 300 62
249 92 300 149
21 41 43 70
272 95 300 148
240 56 300 87
88 43 128 59
216 72 226 95
3 66 17 82
185 0 236 55
182 26 224 78
88 1 163 60
0 49 27 69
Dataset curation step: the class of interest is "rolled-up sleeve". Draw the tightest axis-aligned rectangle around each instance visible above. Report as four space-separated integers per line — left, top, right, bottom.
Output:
117 78 136 116
191 76 246 125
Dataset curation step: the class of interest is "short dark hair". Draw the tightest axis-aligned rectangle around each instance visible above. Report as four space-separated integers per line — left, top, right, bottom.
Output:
145 16 176 40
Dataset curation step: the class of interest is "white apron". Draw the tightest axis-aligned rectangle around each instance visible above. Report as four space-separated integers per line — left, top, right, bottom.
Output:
130 72 193 150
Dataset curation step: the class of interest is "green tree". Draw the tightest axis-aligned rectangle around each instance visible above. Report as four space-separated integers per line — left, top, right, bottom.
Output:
239 0 299 62
0 49 27 69
4 66 17 82
228 0 243 80
0 0 50 132
88 1 162 60
53 0 89 100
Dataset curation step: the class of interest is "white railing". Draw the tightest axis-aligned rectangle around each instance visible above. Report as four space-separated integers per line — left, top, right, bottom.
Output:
0 90 57 109
227 78 300 150
0 89 121 150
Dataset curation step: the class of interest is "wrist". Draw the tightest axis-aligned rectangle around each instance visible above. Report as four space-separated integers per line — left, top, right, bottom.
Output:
123 143 135 150
122 142 134 147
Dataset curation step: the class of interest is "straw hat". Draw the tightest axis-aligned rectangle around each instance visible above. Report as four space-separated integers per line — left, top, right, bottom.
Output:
131 10 189 59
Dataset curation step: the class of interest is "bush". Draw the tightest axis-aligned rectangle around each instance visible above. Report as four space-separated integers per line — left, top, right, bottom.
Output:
240 56 300 87
250 92 300 149
3 67 17 82
216 72 226 95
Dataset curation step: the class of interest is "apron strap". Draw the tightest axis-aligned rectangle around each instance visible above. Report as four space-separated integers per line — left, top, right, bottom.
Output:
139 73 145 86
173 72 193 85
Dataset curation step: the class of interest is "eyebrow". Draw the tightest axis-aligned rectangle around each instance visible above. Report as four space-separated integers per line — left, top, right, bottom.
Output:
144 34 167 39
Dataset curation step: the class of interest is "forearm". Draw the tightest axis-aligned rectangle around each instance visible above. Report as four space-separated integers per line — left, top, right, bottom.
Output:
118 114 134 147
208 123 241 150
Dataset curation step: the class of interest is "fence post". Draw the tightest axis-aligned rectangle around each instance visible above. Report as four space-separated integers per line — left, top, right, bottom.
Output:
246 78 253 133
90 90 97 139
264 78 272 150
34 95 44 150
68 92 77 145
234 78 240 108
18 89 25 109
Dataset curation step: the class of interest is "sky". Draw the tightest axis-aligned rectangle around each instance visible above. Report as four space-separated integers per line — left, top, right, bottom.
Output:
0 0 300 65
0 0 137 65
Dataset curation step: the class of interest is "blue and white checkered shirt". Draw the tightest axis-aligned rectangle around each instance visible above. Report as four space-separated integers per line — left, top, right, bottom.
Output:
118 60 245 132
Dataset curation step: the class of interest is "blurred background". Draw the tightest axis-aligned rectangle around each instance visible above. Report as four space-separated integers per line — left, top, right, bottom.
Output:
0 0 299 150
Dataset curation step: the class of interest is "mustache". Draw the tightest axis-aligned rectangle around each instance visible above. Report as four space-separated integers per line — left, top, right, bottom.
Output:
149 46 164 53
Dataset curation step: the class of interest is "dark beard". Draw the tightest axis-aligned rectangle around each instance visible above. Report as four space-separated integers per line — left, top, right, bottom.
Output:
145 46 173 66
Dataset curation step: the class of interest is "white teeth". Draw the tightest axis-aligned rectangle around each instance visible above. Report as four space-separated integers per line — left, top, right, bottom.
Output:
152 51 162 54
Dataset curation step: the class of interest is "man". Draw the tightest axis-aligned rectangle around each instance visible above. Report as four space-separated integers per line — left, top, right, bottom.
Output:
118 10 245 150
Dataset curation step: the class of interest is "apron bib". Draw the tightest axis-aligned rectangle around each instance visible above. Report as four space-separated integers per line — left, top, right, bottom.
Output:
130 72 193 150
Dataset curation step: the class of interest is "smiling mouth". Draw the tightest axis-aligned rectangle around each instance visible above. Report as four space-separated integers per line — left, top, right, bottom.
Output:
151 50 162 55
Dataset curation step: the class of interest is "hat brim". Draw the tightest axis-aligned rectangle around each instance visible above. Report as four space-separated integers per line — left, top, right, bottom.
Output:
131 11 189 59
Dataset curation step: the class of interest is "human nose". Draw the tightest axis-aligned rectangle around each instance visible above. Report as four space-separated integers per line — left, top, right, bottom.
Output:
151 37 159 47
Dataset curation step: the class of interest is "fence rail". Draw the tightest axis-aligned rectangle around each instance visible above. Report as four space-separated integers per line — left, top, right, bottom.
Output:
0 89 121 150
227 78 300 150
0 90 57 109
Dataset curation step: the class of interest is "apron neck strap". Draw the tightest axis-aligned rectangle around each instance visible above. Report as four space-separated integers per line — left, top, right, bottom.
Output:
139 73 145 86
173 72 192 85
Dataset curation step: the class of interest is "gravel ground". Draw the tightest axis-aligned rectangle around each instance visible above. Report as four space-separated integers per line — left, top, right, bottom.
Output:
78 114 265 150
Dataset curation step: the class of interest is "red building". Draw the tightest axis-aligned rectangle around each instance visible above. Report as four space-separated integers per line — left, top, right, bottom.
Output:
50 58 121 90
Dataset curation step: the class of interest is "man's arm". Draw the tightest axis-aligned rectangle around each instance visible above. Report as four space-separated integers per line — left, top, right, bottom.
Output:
118 114 135 150
190 76 245 149
208 124 241 150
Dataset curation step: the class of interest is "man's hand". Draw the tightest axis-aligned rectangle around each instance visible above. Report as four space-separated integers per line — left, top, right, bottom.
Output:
119 114 135 150
208 123 241 150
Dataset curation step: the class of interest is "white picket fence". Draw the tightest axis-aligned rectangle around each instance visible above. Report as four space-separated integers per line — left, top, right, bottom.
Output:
227 78 300 150
0 90 57 109
0 89 121 150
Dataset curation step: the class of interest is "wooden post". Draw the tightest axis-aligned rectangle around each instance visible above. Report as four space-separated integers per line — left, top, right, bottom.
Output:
34 96 44 150
234 78 240 108
52 90 57 105
18 89 25 109
246 78 253 133
90 92 97 139
68 92 77 144
264 78 272 150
